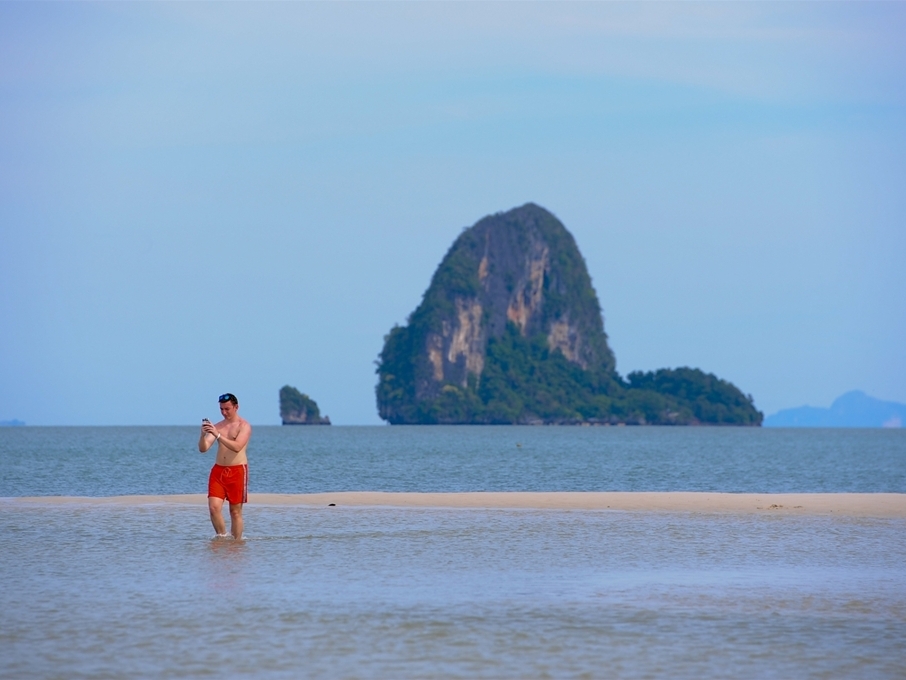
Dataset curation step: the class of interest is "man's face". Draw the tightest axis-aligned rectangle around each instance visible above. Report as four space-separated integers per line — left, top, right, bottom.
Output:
219 400 237 418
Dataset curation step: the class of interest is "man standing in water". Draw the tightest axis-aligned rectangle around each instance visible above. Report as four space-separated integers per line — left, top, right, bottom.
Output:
199 393 252 539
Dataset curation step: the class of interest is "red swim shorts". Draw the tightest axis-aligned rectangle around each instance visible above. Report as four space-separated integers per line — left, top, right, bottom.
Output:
208 464 248 504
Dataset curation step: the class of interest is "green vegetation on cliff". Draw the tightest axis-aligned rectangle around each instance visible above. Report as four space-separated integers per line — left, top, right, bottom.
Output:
280 385 331 425
376 204 762 426
624 367 761 425
380 322 759 425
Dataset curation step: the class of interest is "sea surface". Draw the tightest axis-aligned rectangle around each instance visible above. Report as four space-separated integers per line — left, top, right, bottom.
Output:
2 426 905 678
2 425 905 496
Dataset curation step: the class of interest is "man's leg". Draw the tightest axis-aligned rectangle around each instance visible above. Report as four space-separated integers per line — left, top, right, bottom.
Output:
229 502 244 539
208 496 227 536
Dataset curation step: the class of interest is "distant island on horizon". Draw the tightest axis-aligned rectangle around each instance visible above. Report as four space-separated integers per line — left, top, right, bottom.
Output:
765 390 905 428
279 385 331 425
375 203 762 426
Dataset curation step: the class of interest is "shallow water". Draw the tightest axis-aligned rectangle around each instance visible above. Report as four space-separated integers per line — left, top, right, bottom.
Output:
2 426 905 496
2 503 904 678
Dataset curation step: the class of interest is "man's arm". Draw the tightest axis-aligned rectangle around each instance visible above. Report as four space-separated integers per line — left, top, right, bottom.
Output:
216 421 252 453
199 424 217 452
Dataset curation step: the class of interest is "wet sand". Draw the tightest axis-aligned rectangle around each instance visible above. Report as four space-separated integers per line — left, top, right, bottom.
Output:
7 492 906 517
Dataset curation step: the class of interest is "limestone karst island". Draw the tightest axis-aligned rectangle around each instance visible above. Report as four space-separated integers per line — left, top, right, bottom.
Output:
376 203 762 426
280 385 331 425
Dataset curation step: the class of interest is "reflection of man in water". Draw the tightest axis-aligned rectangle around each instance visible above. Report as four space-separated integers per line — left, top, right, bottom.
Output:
199 393 252 539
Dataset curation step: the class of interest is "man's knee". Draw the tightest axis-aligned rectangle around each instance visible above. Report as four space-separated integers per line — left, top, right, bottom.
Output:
229 503 243 517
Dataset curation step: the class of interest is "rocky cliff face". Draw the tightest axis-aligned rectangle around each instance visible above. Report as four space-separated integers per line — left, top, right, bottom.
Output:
282 410 331 425
421 203 612 391
377 204 616 423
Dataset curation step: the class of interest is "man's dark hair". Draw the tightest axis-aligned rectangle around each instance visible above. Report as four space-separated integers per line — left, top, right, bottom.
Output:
218 393 238 406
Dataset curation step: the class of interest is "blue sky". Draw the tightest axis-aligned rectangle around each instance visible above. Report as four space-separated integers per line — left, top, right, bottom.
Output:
1 2 904 425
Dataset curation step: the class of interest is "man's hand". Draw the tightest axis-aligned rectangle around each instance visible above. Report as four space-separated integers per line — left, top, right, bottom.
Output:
199 421 218 453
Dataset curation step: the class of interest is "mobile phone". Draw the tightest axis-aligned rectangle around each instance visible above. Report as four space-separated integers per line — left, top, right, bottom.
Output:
202 418 210 423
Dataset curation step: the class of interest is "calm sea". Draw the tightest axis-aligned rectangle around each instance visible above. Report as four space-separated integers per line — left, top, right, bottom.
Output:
2 426 905 678
2 425 905 496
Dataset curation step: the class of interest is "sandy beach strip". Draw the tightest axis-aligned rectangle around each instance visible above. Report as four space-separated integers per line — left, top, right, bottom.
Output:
5 492 906 517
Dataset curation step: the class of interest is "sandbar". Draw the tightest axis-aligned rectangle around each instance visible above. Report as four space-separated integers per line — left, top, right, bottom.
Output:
5 492 905 517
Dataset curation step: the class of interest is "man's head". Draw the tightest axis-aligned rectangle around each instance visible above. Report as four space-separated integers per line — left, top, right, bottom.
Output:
218 393 239 418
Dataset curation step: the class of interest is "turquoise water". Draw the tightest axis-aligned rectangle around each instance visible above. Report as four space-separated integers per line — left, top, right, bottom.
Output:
2 427 905 678
2 426 905 496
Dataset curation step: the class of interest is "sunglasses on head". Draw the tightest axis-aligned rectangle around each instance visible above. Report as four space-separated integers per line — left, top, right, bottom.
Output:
218 393 236 404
